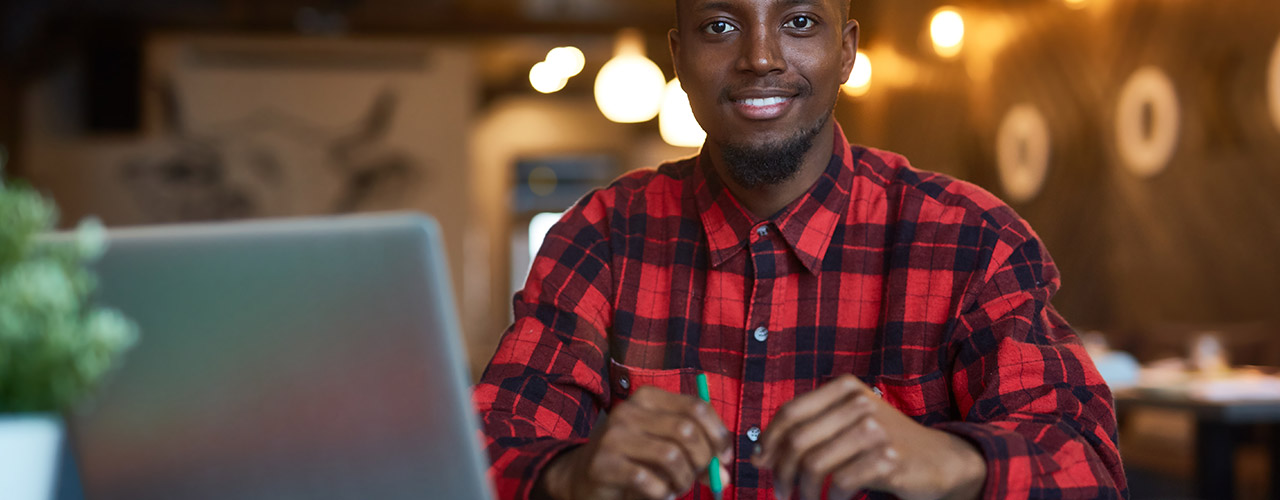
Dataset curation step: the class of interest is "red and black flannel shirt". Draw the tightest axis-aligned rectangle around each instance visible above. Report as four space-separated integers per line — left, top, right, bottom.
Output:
474 124 1127 500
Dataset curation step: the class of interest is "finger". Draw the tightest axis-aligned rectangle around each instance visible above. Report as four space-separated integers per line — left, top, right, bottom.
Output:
630 386 733 459
757 375 868 465
586 446 671 500
796 413 888 500
828 447 899 499
623 462 674 500
630 409 718 473
769 395 875 500
696 459 732 489
624 432 700 494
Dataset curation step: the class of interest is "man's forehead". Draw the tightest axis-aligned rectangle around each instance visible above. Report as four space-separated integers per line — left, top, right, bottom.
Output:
675 0 847 18
679 0 828 9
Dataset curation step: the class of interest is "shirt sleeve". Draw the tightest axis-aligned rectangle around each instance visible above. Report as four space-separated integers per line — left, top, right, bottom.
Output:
935 232 1128 499
472 189 617 500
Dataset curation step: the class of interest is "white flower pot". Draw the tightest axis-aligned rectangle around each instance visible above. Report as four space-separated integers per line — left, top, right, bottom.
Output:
0 413 81 500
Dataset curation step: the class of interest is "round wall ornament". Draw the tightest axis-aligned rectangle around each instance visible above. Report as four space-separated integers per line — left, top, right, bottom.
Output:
995 103 1051 203
1115 66 1181 177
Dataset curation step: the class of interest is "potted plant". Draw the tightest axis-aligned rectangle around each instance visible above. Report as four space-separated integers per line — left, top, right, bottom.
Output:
0 181 138 499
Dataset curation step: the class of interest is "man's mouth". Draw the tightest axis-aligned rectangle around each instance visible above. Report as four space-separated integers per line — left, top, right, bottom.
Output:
732 94 796 120
739 96 790 107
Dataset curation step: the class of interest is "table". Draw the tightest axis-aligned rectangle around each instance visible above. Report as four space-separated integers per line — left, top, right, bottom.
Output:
1115 390 1280 500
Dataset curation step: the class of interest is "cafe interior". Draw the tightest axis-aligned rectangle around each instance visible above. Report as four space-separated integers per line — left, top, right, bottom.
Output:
2 0 1280 498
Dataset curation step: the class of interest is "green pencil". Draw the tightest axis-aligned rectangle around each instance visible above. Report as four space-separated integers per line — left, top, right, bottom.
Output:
696 373 724 500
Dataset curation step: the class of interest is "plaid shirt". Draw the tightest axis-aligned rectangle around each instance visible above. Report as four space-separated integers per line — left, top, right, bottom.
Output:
474 124 1126 500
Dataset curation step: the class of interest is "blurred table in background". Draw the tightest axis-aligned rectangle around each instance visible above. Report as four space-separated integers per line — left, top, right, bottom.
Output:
1116 387 1280 500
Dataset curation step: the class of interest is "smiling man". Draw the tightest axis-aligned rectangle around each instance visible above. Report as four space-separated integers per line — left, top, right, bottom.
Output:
473 0 1127 499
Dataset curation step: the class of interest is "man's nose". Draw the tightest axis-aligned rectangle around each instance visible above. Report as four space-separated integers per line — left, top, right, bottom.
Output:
736 28 785 75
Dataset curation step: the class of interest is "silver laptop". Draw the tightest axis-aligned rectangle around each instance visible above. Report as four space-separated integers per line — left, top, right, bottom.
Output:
69 213 493 500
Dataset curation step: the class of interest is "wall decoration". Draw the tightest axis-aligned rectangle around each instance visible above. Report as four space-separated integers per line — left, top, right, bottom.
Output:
122 86 417 221
99 38 472 224
995 103 1051 203
1115 65 1181 178
1269 34 1280 134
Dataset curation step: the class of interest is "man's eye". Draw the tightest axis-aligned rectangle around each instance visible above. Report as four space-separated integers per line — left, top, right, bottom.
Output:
704 21 736 35
786 16 814 29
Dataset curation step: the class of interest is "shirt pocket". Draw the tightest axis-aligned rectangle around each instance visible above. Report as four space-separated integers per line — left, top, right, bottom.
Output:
607 358 699 408
872 372 952 425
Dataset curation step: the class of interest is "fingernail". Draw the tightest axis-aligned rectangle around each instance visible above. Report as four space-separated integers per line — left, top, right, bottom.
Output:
720 461 732 485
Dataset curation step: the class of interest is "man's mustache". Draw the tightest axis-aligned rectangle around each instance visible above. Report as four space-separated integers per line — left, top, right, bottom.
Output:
719 78 812 101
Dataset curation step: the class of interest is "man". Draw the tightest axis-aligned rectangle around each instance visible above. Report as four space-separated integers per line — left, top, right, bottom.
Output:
474 0 1127 498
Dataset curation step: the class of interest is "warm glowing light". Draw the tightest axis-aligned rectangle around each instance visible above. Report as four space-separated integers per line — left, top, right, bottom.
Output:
930 8 965 58
659 78 706 147
545 46 586 78
1064 0 1088 9
841 51 873 97
529 61 568 94
595 29 666 123
1269 35 1280 134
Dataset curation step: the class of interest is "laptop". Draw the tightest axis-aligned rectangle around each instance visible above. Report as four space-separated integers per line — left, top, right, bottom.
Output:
68 213 493 500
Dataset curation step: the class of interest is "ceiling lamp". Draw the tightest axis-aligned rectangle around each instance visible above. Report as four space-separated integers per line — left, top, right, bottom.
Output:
545 46 585 78
529 61 568 94
841 51 873 97
930 7 965 58
529 46 585 94
594 29 666 123
659 78 706 147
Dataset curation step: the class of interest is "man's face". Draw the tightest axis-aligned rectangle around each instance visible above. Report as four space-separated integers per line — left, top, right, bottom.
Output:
670 0 857 152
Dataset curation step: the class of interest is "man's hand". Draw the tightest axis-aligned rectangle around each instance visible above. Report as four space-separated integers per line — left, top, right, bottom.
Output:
537 386 733 500
751 375 987 500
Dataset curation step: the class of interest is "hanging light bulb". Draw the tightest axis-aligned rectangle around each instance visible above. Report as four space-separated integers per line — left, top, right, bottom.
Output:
595 29 666 123
659 78 706 147
545 46 586 78
930 7 965 58
529 61 568 94
841 51 873 97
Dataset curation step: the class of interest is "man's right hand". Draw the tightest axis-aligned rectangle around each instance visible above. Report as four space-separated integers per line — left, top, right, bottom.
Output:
535 385 733 500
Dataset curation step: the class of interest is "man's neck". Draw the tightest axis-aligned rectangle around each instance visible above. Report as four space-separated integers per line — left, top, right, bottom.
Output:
706 121 836 220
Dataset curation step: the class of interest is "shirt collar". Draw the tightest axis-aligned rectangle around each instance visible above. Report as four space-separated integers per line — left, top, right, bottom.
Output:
693 122 857 274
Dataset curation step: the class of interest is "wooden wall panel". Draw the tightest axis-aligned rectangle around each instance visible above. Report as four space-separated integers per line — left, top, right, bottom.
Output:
840 0 1280 358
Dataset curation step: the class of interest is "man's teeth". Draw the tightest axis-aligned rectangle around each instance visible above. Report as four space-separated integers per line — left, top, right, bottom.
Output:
741 97 788 107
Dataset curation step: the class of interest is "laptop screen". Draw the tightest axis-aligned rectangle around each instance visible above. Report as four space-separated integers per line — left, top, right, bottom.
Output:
70 213 492 500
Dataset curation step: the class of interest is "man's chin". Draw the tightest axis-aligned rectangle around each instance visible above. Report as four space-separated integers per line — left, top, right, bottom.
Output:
715 113 830 190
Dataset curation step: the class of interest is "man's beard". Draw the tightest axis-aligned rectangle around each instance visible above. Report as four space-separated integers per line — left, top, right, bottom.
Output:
720 112 830 190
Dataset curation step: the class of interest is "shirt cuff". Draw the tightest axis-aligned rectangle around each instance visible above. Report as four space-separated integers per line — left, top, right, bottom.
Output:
498 436 590 500
931 421 1060 500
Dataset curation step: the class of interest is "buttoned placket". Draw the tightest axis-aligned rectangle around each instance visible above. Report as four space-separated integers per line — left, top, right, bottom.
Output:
736 221 777 491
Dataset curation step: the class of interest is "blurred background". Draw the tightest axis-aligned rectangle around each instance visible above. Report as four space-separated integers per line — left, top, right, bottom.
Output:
1 0 1279 497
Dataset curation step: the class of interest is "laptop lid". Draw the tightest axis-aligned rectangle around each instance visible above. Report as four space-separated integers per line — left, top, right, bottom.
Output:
69 213 492 500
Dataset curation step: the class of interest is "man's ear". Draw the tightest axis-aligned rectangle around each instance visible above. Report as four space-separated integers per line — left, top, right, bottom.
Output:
839 19 860 85
668 28 682 80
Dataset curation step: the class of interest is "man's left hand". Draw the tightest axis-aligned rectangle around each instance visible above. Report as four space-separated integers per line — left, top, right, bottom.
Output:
751 374 987 500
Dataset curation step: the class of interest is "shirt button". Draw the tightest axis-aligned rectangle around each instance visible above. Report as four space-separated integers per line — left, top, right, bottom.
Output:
747 426 761 442
756 226 768 237
619 378 630 390
753 326 768 342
